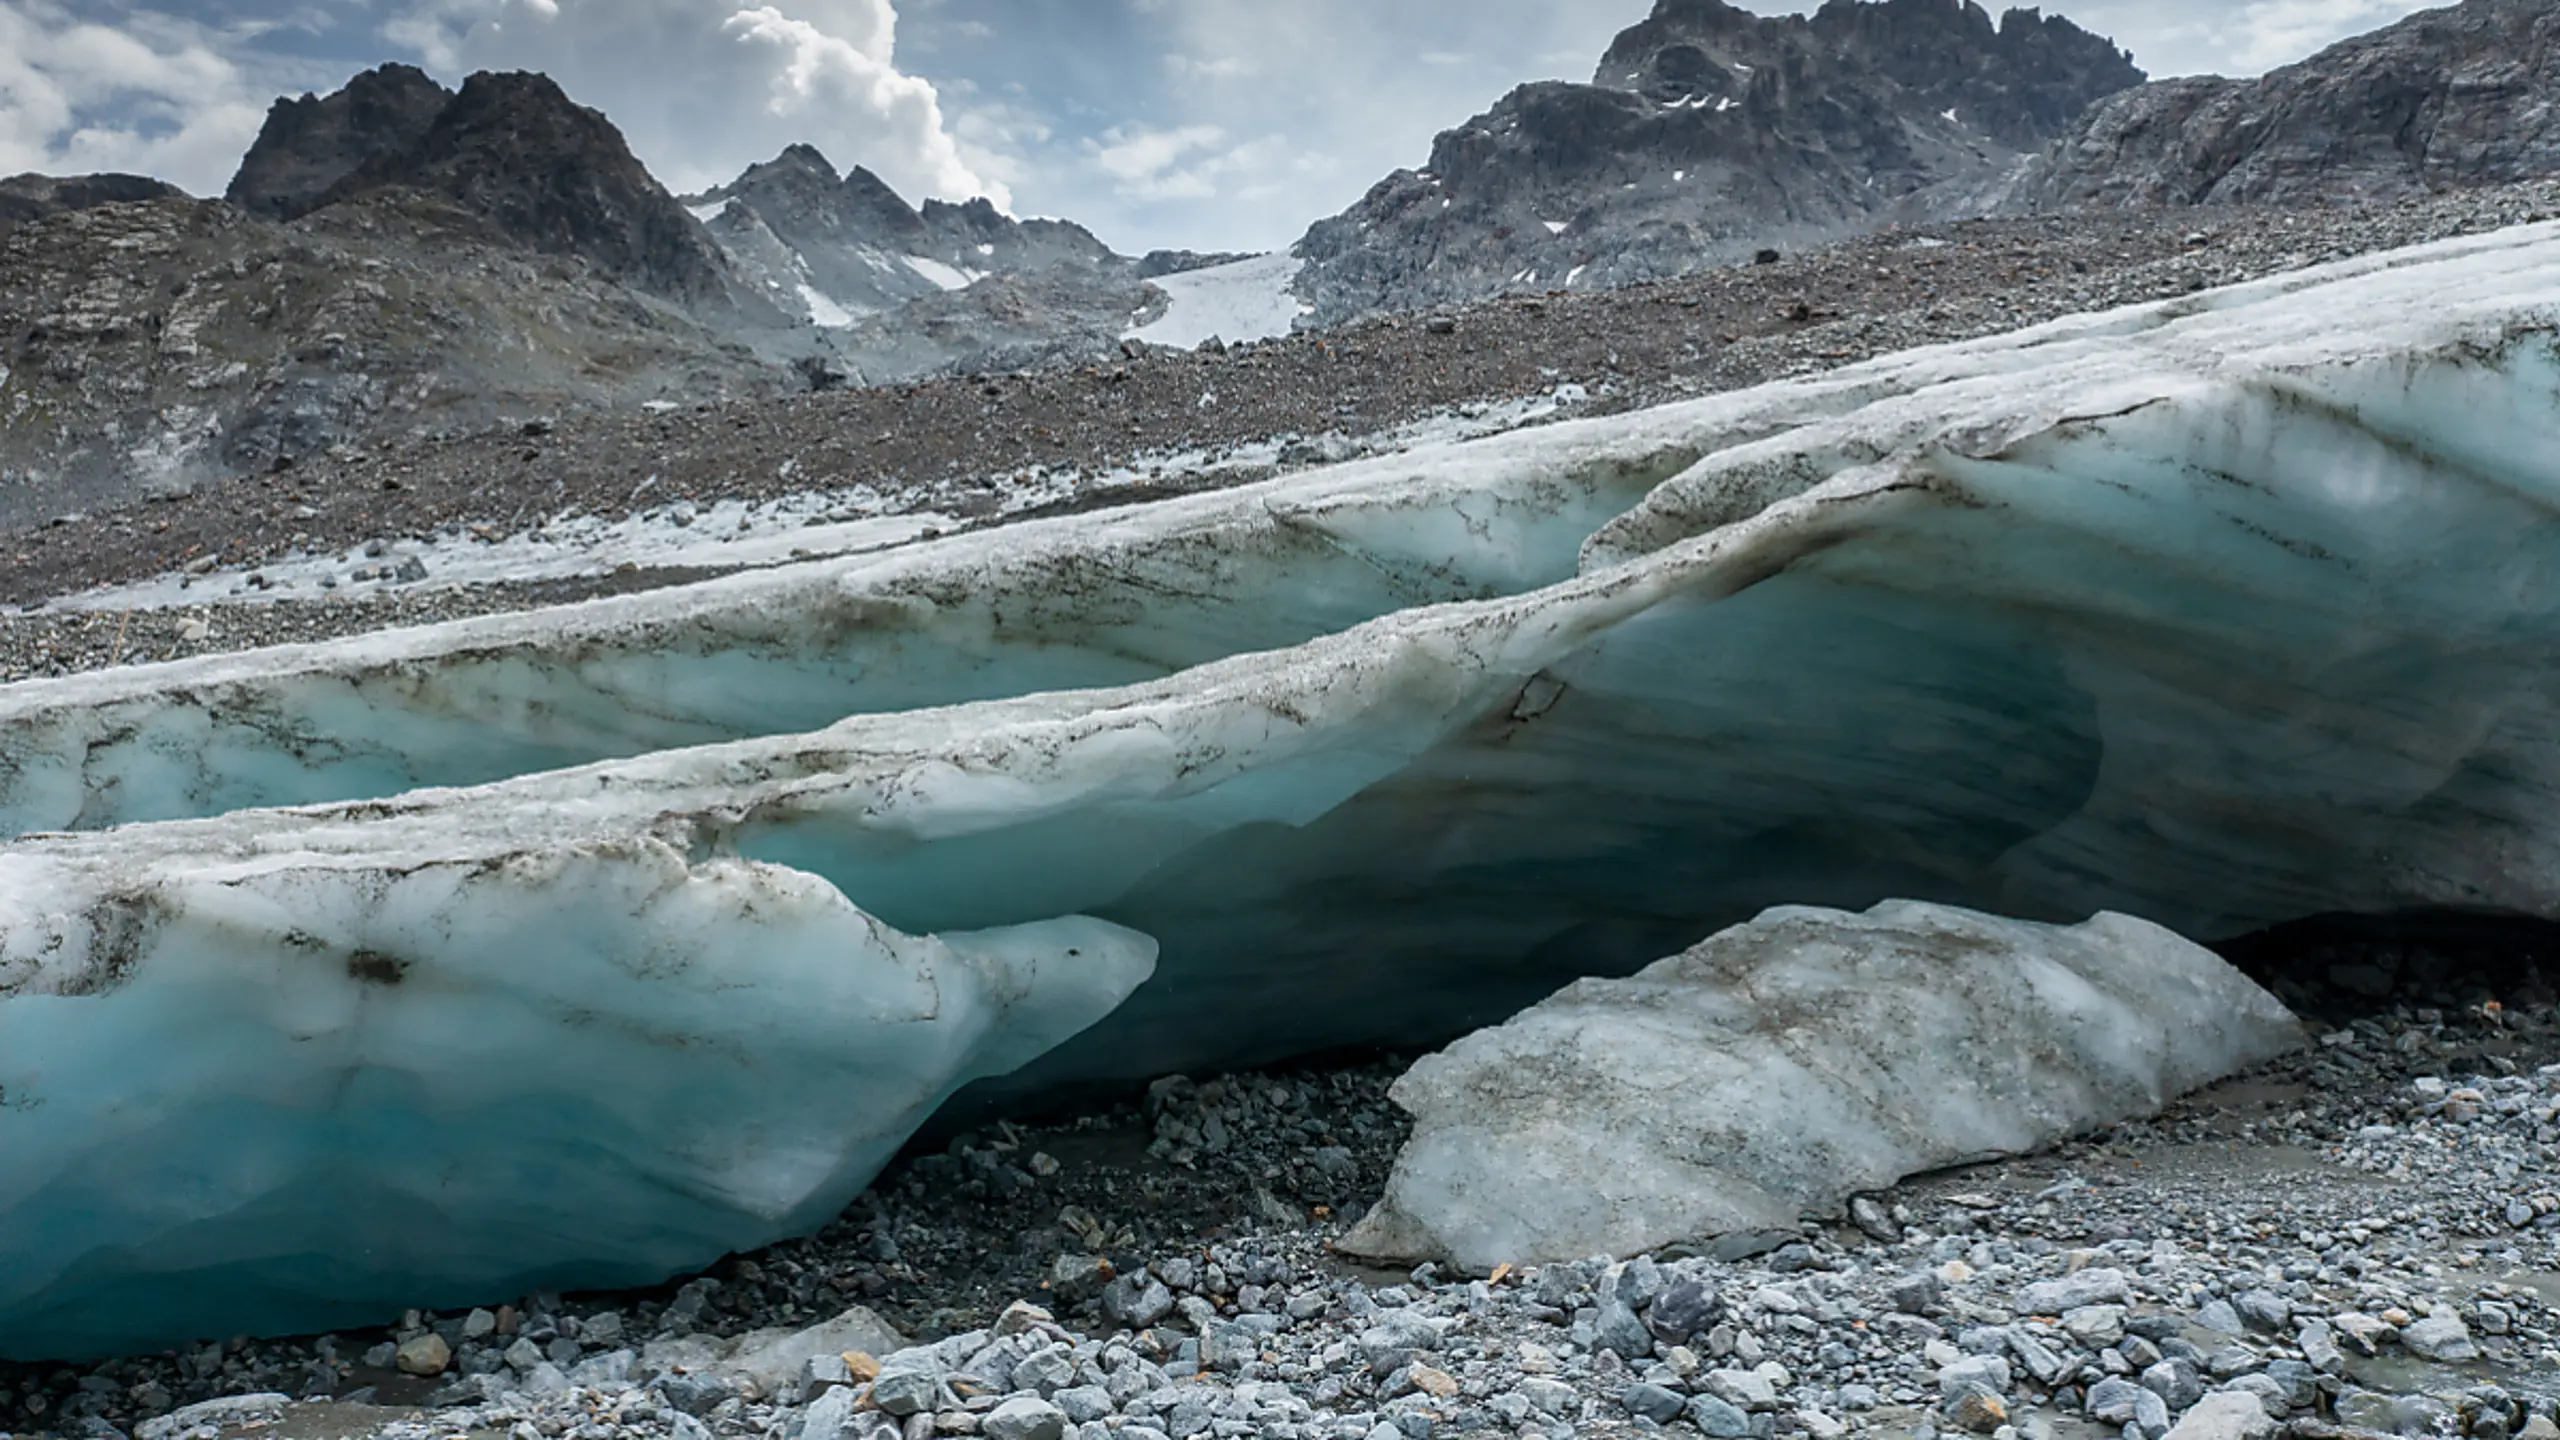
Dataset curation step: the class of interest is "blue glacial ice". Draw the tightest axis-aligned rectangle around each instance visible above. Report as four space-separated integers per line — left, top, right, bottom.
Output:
1 221 2556 1355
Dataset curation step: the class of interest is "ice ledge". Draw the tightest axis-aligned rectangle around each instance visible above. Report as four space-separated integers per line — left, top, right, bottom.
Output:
7 223 2554 840
0 842 1152 1358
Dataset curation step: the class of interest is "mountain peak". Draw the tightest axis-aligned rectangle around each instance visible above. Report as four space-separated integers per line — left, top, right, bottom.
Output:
1303 0 2145 324
226 61 452 220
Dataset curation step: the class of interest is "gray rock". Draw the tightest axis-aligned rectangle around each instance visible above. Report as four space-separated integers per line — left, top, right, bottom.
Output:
1009 1343 1076 1396
2399 1314 2479 1362
798 1386 861 1440
2164 1392 2279 1440
1048 1254 1112 1304
2296 1320 2343 1373
2142 1358 2205 1411
1939 1355 2012 1400
2232 1291 2291 1333
2088 1379 2148 1424
2017 1268 2131 1315
1690 1394 1755 1438
2011 1331 2069 1386
2220 1376 2291 1417
2260 1360 2320 1409
1623 1382 1688 1423
1892 1272 1945 1315
658 1373 737 1416
870 1353 947 1417
1053 1386 1115 1425
1103 1274 1175 1329
1596 1298 1655 1360
2194 1299 2244 1335
724 1306 908 1400
983 1397 1069 1440
1649 1278 1721 1340
2064 1304 2126 1346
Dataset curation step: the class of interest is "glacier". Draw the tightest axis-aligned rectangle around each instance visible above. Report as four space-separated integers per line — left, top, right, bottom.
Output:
1336 901 2304 1270
1 222 2557 1356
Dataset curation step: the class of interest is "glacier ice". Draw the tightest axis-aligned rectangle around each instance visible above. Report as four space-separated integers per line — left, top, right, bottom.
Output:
2 222 2558 1355
0 419 1704 838
1335 900 2304 1269
0 845 1152 1358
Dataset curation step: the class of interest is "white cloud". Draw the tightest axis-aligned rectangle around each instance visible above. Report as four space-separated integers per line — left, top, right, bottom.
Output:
0 2 275 194
401 0 1001 205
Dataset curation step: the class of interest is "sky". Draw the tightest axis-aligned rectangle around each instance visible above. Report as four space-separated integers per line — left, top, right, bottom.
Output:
0 0 2459 255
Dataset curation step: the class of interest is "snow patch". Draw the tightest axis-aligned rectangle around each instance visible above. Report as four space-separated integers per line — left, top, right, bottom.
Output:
796 284 857 329
903 255 978 291
1124 253 1307 349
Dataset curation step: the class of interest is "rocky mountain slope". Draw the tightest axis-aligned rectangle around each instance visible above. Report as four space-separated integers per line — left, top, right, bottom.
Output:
224 62 453 222
686 144 1118 322
0 172 184 239
233 65 765 313
0 67 1226 523
0 189 778 530
2012 0 2559 209
1292 0 2144 325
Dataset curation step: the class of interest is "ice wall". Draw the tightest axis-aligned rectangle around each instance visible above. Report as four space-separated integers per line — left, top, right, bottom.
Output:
0 428 1702 837
20 224 2550 842
0 843 1153 1358
3 222 2557 1356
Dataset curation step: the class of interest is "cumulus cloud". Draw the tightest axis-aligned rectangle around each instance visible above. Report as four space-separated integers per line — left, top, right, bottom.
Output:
0 1 278 194
399 0 1001 205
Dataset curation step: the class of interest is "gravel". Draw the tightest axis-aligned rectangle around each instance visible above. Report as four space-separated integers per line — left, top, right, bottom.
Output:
5 178 2559 679
5 936 2559 1440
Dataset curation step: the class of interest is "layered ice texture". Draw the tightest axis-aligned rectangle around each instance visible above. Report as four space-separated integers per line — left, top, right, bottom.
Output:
3 223 2557 1355
1338 901 2305 1269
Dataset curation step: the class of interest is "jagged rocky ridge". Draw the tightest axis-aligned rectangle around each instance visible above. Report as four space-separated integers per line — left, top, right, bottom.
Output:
1 222 2554 1354
0 172 184 240
2014 0 2560 210
1292 0 2143 324
0 67 1237 521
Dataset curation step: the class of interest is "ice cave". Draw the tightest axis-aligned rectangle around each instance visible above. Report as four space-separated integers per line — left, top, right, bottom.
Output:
1 223 2556 1356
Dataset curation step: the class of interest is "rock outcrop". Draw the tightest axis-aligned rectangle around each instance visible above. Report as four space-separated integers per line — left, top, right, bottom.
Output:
224 63 452 221
1293 0 2142 324
0 192 779 523
2014 0 2560 210
315 71 746 307
1338 901 2302 1268
0 173 185 239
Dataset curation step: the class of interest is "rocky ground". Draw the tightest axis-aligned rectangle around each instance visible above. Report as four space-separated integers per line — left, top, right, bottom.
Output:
3 932 2556 1440
5 177 2559 679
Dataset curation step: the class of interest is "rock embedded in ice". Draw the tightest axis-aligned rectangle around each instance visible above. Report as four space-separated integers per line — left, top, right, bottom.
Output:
1337 902 2303 1268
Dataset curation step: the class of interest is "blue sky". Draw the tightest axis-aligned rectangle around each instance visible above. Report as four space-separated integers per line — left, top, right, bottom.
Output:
0 0 2459 254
